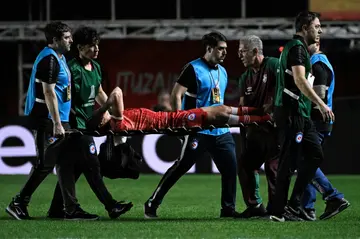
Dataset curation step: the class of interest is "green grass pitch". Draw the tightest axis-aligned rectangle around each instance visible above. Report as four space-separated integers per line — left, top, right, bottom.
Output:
0 174 359 238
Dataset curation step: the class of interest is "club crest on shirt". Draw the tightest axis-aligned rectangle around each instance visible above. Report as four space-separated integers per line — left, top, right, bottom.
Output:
89 143 96 154
295 132 303 143
48 137 57 144
245 87 253 95
188 113 196 121
262 74 268 83
190 138 198 150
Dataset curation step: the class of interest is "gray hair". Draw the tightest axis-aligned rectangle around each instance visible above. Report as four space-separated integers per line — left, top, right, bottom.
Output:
240 35 263 55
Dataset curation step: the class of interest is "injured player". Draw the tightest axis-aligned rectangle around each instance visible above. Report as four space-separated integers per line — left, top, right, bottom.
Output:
87 87 271 132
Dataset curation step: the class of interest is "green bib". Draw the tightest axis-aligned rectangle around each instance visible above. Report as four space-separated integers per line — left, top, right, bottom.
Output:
274 39 312 118
68 58 102 129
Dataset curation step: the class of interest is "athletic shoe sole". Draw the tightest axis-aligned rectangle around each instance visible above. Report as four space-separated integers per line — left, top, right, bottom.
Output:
269 215 285 222
6 206 22 220
109 203 133 219
64 216 100 221
144 205 157 219
320 202 350 220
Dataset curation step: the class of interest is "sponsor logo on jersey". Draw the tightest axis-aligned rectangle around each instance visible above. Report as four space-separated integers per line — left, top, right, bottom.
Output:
188 113 196 121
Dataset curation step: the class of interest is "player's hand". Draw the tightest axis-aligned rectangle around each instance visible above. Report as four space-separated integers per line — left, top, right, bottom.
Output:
100 111 112 127
53 122 65 138
319 104 335 122
263 103 273 114
177 135 186 145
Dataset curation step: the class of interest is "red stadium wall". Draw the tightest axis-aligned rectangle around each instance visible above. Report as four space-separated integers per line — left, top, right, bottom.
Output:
95 39 360 109
97 39 249 109
1 39 360 117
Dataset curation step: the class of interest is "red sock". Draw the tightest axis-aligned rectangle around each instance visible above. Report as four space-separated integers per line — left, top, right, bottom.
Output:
237 114 272 124
234 107 264 116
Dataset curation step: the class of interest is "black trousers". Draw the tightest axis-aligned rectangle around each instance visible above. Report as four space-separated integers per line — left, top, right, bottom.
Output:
271 108 324 216
238 124 278 210
16 121 70 203
147 132 237 210
48 135 117 213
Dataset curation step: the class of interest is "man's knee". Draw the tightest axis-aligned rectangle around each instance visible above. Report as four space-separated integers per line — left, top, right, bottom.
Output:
111 87 123 101
202 105 229 124
83 155 101 172
265 157 279 172
217 105 230 118
33 162 55 174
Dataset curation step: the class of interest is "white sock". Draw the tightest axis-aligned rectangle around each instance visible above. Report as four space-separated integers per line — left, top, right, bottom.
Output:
230 107 238 115
113 136 127 146
227 115 239 125
111 115 123 120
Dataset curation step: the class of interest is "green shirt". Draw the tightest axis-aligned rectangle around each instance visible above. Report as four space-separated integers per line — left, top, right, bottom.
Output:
238 57 278 108
68 58 102 129
274 38 312 118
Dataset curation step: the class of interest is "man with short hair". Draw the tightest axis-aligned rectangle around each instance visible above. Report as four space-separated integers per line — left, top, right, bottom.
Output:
47 26 133 220
236 35 279 218
300 42 350 221
270 11 335 222
153 90 172 112
6 22 98 220
143 31 242 218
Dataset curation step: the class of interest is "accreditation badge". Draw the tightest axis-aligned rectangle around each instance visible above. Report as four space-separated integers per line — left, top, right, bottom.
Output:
66 85 71 101
211 87 220 104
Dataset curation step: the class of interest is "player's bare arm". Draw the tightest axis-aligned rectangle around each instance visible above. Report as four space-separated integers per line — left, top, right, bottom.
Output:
292 65 334 121
95 85 108 105
42 82 65 137
263 97 274 114
239 96 244 106
90 87 124 129
171 83 188 111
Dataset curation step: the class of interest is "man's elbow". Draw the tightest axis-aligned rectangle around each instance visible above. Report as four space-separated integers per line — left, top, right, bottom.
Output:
293 76 301 84
294 76 306 88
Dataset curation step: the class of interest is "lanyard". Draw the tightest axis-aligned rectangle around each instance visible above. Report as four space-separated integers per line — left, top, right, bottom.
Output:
209 68 220 88
59 57 71 84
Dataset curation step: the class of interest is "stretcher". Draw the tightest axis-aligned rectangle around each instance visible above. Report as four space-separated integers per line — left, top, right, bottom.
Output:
65 121 272 137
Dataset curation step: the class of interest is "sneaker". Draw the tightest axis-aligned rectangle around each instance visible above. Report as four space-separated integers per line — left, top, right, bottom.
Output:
319 198 350 220
269 214 285 222
6 197 31 220
285 205 314 221
237 204 268 218
269 211 303 222
47 210 65 219
144 200 159 219
64 207 99 221
220 208 242 218
108 201 133 219
305 208 316 221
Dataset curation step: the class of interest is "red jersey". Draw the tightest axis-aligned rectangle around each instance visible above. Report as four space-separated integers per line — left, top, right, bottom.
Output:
110 108 207 132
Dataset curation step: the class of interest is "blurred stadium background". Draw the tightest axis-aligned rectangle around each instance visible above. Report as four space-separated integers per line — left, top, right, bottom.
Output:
1 1 360 171
1 0 360 175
